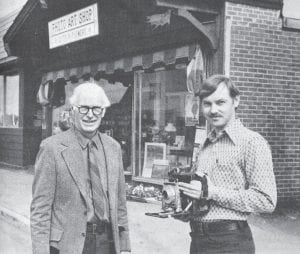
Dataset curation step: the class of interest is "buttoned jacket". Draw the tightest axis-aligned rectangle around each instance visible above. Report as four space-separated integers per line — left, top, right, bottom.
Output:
30 128 130 254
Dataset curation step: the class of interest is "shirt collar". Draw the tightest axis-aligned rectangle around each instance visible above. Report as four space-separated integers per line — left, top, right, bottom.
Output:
223 118 244 145
205 118 243 146
74 127 99 150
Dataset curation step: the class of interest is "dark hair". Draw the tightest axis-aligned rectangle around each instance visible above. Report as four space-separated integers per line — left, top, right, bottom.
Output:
198 75 240 100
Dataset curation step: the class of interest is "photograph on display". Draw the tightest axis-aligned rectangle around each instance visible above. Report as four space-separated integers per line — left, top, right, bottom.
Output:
142 142 167 178
185 94 200 126
151 159 169 179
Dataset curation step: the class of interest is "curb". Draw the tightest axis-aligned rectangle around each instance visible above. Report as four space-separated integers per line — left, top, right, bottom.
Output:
0 205 30 233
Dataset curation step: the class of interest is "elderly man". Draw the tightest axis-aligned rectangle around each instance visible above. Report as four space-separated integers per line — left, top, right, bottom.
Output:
31 82 131 254
179 75 277 254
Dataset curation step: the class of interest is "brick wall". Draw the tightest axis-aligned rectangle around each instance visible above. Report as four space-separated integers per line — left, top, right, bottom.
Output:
226 2 300 203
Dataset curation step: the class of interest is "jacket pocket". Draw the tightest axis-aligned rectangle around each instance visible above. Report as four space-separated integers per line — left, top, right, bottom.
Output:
50 226 64 242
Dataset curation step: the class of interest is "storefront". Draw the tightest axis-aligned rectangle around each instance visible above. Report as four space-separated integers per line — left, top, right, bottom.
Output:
6 0 300 205
4 0 220 183
37 43 210 183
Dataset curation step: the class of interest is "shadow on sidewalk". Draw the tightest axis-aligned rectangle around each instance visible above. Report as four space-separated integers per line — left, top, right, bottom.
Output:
0 163 34 175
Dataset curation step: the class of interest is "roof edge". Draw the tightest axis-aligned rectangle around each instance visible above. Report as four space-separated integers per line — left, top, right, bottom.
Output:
3 0 39 45
0 56 20 73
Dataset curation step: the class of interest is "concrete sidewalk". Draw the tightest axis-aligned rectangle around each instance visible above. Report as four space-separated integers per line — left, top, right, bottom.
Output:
1 166 300 254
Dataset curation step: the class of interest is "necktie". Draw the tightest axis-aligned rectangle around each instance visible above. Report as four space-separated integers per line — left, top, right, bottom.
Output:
88 141 106 221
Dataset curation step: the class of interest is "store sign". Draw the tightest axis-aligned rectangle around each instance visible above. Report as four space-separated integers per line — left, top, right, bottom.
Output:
48 3 99 49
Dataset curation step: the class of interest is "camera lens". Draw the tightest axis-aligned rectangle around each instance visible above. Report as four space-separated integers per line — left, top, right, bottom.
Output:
162 184 176 204
162 190 169 199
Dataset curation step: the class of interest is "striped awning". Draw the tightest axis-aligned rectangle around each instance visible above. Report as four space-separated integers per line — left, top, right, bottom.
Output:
41 44 197 84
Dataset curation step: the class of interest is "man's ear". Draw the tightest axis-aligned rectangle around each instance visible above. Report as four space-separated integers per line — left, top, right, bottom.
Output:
101 108 106 118
69 107 75 121
233 95 240 109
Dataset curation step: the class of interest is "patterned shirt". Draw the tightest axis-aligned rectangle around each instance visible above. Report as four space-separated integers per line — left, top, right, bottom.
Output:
195 119 277 221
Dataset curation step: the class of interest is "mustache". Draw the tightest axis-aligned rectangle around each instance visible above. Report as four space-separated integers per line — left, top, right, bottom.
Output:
209 113 222 117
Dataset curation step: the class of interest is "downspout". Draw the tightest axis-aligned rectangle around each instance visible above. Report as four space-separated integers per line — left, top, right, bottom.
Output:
224 5 232 77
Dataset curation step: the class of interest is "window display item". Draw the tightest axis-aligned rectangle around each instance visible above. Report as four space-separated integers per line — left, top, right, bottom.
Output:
164 123 176 145
151 159 169 179
185 94 200 126
142 142 167 178
50 79 66 108
173 136 185 149
186 46 204 94
37 80 53 105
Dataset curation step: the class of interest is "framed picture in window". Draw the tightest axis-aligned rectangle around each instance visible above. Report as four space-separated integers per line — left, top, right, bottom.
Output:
185 94 200 126
142 142 167 178
151 159 169 179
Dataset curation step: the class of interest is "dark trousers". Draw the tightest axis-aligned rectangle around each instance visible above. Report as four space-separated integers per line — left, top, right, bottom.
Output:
50 224 115 254
189 220 255 254
82 231 115 254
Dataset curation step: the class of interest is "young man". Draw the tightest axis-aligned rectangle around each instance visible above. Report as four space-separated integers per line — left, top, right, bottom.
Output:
31 82 131 254
179 75 277 254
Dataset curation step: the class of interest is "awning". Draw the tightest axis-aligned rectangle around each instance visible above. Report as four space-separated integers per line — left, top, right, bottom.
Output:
41 44 197 84
37 44 201 106
98 81 128 105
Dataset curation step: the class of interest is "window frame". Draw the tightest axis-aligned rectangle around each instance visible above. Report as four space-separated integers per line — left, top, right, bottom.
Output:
133 67 207 180
0 71 21 128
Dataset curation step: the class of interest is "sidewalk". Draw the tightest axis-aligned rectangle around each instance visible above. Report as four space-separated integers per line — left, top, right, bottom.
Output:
1 166 300 254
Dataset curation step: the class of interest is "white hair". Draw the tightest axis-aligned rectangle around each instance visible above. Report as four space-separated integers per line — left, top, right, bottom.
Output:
69 82 111 108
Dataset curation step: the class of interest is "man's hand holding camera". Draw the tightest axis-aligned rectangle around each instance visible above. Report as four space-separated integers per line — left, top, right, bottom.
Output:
178 174 216 201
178 180 203 200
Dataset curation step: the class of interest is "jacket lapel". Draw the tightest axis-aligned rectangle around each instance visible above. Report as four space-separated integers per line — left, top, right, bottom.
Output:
61 130 89 205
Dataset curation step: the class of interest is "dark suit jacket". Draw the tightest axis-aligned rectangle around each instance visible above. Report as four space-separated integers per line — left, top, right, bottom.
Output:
30 129 130 254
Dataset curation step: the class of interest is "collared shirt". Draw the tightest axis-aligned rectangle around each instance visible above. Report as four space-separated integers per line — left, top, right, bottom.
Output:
74 128 109 222
195 119 277 221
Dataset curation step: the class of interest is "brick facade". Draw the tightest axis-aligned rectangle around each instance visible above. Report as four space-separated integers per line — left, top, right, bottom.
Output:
226 2 300 203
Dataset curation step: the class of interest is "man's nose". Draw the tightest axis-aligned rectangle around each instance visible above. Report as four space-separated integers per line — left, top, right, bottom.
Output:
86 108 94 117
210 103 218 114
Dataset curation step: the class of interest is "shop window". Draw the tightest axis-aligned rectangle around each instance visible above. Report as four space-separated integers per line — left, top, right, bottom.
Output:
100 81 132 173
0 74 20 128
134 69 206 180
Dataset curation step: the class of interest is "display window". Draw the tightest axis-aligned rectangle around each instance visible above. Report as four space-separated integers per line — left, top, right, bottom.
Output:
0 74 20 128
134 68 206 180
40 44 208 179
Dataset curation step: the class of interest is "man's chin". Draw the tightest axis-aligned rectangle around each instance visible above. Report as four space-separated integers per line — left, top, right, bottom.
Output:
80 125 99 135
83 127 98 133
209 121 225 129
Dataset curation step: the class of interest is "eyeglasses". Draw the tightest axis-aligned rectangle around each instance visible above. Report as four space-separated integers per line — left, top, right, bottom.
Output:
73 105 104 116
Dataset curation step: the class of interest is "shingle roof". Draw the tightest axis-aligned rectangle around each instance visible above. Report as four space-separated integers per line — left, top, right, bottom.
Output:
0 8 21 59
0 8 20 59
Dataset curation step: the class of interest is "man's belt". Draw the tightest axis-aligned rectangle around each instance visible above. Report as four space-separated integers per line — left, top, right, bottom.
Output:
86 221 111 235
190 220 248 234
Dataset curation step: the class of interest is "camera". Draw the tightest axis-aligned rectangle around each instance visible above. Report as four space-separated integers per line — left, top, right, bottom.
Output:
161 167 210 217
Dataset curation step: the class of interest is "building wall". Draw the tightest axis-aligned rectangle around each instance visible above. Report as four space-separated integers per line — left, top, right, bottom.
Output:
0 128 23 166
0 9 24 167
226 2 300 203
